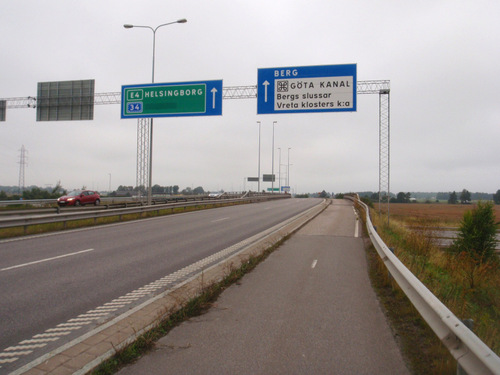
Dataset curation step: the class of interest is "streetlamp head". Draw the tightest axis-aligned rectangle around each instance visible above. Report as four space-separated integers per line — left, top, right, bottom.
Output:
177 18 187 23
123 24 134 29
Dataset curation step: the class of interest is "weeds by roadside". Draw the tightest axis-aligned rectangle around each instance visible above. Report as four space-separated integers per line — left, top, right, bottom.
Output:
92 235 289 375
362 205 499 374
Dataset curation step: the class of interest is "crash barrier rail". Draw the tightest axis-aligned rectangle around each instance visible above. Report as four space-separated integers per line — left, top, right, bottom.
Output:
0 195 247 218
0 192 279 216
0 194 290 232
0 192 247 209
346 195 500 375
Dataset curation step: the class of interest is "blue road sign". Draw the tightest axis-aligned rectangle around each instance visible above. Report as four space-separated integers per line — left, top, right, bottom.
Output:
257 64 356 115
121 80 223 119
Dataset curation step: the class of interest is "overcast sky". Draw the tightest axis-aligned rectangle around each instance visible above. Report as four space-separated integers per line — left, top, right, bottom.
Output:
1 0 499 194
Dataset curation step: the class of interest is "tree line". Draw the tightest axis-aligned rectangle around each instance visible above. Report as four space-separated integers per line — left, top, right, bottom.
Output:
359 190 500 204
0 184 66 200
110 185 208 197
447 189 500 204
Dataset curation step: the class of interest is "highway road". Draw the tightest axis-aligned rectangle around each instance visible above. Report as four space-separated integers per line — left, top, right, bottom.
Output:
0 198 322 373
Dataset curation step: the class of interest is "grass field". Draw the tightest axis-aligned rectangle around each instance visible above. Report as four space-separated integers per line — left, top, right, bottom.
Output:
364 201 499 374
378 202 500 226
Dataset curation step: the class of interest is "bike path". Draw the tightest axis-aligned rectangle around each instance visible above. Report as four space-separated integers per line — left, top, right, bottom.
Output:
117 200 410 374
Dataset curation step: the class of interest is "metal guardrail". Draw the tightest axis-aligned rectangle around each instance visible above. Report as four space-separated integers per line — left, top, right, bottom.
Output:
0 193 244 208
0 198 58 207
0 194 246 216
348 195 500 375
0 194 289 232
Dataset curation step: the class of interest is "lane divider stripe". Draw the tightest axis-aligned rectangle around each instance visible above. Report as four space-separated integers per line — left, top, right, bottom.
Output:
1 249 94 272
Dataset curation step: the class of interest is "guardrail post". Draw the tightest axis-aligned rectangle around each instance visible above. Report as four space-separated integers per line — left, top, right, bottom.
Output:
457 319 474 375
388 247 395 281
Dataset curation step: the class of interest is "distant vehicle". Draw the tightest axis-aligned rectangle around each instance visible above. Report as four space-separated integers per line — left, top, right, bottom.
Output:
208 192 222 198
57 190 100 207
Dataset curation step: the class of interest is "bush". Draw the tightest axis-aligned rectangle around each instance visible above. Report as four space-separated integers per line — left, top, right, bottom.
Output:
360 196 374 208
294 193 310 198
450 201 498 264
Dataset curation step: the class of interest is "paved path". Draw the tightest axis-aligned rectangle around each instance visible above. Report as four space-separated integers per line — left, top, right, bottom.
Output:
117 200 410 375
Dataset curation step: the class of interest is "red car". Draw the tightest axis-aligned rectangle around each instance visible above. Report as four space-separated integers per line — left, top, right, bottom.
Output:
57 190 101 207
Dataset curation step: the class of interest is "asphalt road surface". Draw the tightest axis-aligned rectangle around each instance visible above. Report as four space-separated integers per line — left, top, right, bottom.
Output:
0 198 321 372
117 200 410 375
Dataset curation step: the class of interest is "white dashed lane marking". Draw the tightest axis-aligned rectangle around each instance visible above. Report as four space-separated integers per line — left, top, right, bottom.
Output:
1 249 94 272
211 217 230 223
353 207 359 238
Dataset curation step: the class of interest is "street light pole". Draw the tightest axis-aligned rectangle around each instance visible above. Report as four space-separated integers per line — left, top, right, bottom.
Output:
277 147 281 193
287 147 291 187
272 121 276 194
257 121 261 192
124 19 187 205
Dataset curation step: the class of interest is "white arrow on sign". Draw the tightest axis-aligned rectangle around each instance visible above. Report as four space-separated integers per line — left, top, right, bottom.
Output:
262 80 269 102
211 87 218 109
